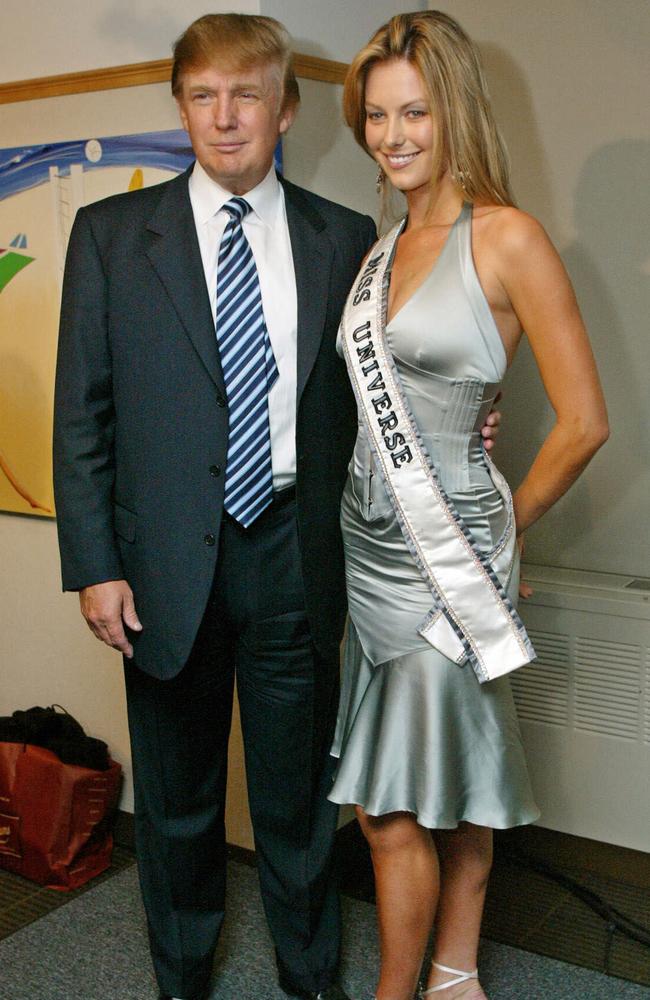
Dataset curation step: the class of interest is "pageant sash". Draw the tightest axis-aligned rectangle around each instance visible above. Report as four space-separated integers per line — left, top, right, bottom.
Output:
339 222 535 683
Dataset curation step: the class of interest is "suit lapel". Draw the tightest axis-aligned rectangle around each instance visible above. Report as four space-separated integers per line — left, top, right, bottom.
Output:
282 178 334 405
145 168 225 393
144 171 334 401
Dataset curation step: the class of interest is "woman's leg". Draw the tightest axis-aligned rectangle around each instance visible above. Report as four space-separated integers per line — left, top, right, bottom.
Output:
357 807 439 1000
424 822 492 998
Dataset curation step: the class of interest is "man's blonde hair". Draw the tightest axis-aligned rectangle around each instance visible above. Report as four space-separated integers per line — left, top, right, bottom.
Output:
344 10 514 207
172 13 300 113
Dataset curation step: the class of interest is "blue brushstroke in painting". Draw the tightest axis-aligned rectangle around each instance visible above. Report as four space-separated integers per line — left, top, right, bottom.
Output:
0 130 194 201
0 130 283 202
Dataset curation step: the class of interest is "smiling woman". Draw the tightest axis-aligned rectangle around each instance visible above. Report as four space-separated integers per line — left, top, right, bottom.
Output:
328 11 608 1000
344 11 513 209
364 60 436 202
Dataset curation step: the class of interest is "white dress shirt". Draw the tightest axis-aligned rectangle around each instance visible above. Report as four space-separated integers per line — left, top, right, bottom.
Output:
188 160 298 488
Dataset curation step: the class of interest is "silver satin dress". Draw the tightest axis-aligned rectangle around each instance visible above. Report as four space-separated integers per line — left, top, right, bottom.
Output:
329 203 539 829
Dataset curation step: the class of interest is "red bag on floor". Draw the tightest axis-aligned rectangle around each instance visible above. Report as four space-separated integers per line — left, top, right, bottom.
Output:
0 742 122 890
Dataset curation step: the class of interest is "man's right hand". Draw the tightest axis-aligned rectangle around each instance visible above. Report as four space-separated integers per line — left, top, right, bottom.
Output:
79 580 143 659
480 391 502 453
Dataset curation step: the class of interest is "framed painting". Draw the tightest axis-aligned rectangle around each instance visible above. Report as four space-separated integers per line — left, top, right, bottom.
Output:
0 129 291 518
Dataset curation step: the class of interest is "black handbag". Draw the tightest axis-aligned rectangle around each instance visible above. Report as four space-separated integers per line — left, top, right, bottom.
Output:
0 704 110 770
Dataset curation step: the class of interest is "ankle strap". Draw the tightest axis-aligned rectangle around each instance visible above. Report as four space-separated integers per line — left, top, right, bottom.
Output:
419 961 479 995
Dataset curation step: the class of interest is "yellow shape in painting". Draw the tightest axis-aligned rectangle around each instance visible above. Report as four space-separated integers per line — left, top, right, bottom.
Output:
0 162 179 519
0 246 52 512
0 451 51 513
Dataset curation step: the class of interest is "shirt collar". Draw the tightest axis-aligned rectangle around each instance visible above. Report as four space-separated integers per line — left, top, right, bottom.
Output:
189 160 282 228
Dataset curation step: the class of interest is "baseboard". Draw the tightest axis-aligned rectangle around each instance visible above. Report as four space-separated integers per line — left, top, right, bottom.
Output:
226 842 257 867
114 808 135 849
495 825 650 889
113 810 650 890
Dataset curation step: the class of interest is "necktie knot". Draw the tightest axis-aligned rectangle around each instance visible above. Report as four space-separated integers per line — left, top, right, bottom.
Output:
223 197 251 223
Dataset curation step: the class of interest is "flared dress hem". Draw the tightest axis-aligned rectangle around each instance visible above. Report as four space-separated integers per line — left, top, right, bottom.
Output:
326 789 541 833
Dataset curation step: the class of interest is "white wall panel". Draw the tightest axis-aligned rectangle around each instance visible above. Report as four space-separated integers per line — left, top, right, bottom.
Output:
263 0 425 62
0 1 260 84
429 1 650 578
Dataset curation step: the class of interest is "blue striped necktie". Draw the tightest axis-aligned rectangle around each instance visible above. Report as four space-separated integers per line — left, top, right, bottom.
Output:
216 197 278 527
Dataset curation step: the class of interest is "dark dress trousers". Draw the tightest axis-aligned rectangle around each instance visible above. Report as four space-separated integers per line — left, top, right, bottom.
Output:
53 165 376 997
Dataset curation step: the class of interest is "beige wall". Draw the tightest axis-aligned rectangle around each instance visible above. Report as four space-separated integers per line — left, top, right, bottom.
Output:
0 0 390 844
265 0 424 61
0 81 187 819
430 1 650 578
1 2 648 849
0 0 424 83
0 0 260 83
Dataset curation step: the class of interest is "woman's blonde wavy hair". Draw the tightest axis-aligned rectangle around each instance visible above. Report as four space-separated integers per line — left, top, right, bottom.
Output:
343 11 515 207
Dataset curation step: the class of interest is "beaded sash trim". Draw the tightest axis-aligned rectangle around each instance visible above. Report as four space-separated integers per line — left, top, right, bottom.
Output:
339 222 535 682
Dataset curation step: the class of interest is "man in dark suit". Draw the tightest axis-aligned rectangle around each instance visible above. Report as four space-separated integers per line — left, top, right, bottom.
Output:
54 14 374 1000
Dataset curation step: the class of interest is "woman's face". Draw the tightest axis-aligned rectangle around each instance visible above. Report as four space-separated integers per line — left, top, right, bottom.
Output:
364 58 437 198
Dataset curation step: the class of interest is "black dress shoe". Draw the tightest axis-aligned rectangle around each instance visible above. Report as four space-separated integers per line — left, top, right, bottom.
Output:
278 973 351 1000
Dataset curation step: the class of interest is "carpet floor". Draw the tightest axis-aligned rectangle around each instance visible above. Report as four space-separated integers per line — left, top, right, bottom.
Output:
0 861 648 1000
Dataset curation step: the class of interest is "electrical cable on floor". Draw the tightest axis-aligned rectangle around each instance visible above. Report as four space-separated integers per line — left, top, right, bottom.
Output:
506 848 650 973
604 921 616 975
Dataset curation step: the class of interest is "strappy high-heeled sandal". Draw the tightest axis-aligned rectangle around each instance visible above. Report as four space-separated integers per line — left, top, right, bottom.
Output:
419 960 479 995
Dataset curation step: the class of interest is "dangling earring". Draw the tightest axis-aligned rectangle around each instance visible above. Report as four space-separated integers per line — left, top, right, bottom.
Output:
376 166 385 194
452 168 469 194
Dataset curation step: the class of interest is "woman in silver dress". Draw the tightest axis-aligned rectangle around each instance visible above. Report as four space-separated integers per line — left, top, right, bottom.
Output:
330 12 608 1000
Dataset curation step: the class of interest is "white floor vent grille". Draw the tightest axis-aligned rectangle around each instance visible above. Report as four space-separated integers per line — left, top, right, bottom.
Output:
645 654 650 745
574 635 642 740
511 565 650 852
510 630 570 726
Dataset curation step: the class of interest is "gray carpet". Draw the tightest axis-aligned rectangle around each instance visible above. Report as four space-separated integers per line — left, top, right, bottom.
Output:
0 862 648 1000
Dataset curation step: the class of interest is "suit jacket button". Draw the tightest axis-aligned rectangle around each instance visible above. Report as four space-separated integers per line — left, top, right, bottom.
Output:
216 393 226 407
209 465 221 477
204 533 216 546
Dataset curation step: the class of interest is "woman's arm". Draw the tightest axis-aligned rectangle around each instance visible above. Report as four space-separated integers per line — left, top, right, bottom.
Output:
493 211 609 535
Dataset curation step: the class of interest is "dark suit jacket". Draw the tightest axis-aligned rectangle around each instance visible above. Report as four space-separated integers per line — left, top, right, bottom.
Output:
53 166 376 679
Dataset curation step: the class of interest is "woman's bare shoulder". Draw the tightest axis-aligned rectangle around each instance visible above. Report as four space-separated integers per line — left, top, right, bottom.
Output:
473 204 554 261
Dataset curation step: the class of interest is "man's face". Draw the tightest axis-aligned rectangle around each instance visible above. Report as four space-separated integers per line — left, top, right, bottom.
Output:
177 61 294 195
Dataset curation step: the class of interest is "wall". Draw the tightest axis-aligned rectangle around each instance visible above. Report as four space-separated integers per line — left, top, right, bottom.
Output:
431 0 650 577
264 0 422 62
1 1 647 847
0 2 392 845
0 0 260 82
0 81 186 820
0 0 423 83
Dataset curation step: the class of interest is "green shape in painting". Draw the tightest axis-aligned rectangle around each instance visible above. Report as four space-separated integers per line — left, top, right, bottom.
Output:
0 251 35 294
